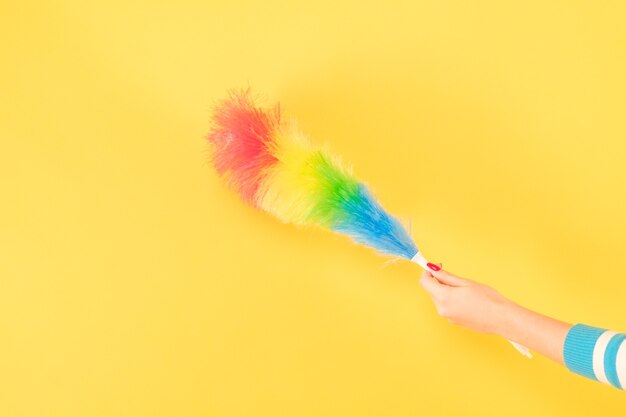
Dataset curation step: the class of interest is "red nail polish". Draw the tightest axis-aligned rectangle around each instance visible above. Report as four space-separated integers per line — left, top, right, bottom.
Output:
427 263 441 271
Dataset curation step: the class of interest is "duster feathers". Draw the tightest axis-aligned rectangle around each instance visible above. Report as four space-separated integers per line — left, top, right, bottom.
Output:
208 90 418 260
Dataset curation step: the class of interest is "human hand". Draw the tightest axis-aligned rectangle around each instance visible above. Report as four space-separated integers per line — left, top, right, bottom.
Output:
419 265 513 335
419 264 571 363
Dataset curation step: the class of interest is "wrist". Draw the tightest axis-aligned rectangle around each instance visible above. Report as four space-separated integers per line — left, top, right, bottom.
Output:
490 297 524 338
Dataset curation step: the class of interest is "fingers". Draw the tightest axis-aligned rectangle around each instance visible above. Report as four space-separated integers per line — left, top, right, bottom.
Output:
419 270 450 300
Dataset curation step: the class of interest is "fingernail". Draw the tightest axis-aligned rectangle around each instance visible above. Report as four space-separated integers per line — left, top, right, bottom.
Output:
427 263 441 271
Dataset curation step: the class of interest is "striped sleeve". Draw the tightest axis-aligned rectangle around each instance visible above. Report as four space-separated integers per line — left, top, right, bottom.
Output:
563 324 626 390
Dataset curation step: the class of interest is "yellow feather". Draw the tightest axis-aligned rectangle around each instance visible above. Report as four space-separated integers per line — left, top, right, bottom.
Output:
257 124 321 225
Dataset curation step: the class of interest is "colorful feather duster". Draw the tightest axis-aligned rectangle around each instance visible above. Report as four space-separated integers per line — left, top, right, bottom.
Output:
208 90 430 269
207 90 531 358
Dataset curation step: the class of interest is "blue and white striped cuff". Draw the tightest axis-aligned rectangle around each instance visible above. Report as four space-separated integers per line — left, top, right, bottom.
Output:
563 324 626 390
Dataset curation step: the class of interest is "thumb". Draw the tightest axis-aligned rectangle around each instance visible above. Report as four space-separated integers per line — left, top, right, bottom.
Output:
427 265 471 287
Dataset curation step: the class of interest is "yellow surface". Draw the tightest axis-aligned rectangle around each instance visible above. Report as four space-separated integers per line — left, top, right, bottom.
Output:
2 1 626 415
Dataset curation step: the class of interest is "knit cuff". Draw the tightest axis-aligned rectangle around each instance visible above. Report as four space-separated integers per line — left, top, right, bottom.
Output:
564 324 606 381
564 323 626 389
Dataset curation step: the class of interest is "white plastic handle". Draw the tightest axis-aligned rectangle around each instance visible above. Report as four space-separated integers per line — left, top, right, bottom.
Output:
410 251 532 358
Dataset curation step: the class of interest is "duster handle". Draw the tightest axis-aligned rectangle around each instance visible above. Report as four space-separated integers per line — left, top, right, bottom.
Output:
410 252 532 358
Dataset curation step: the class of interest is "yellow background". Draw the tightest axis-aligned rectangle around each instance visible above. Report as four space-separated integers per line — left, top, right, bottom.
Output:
2 1 625 415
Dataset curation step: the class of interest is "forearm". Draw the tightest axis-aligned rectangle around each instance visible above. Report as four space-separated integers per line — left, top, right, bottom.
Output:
494 299 571 364
494 299 626 390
